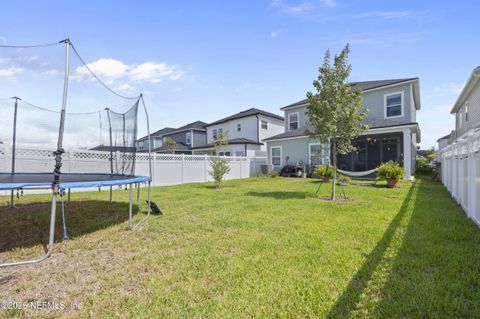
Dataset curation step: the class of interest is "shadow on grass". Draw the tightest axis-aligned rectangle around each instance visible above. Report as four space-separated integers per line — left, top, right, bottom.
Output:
326 180 416 318
327 177 480 317
0 200 136 254
246 191 312 199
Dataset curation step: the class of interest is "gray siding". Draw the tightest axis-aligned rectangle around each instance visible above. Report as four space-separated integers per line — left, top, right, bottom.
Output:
455 81 480 137
361 83 414 122
267 137 312 167
192 131 207 147
283 83 415 131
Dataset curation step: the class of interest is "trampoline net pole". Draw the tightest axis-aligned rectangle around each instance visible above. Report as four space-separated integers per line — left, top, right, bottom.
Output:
53 38 71 186
10 97 19 208
140 94 152 215
128 183 133 229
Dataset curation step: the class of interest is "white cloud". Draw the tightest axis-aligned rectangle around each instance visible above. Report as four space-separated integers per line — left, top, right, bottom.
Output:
116 83 136 93
0 57 10 64
270 0 314 14
76 58 129 79
432 82 463 96
130 61 183 83
271 31 278 38
44 69 60 76
0 66 23 78
354 11 412 19
74 58 184 85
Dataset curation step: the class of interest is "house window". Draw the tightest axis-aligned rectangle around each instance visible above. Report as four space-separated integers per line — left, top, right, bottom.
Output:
385 92 403 118
309 143 330 165
237 123 241 132
261 120 268 130
288 113 299 131
218 128 223 136
218 151 231 156
213 129 217 139
465 101 469 123
186 132 191 145
271 146 282 167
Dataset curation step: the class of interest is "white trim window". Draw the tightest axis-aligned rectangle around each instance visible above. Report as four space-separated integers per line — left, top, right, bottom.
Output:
237 123 241 132
465 101 469 123
309 143 330 165
186 131 191 145
213 128 218 139
384 92 404 119
261 120 268 130
288 112 299 131
270 146 282 167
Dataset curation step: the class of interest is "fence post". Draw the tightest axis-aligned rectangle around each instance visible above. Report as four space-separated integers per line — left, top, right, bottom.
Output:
204 154 208 182
181 153 185 184
468 135 476 219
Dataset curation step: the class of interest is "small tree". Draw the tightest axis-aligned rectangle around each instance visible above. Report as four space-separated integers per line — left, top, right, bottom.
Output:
306 44 368 200
164 137 177 154
208 131 231 189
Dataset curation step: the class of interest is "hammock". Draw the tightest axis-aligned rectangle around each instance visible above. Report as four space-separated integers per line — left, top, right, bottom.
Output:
336 168 378 177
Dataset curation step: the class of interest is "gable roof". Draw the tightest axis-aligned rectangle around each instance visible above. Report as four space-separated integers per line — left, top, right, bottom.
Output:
451 66 480 114
281 78 420 110
137 121 207 142
137 127 176 142
437 133 451 142
207 108 284 126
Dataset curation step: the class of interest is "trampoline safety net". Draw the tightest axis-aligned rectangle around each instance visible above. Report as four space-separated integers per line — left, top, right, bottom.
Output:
0 97 140 177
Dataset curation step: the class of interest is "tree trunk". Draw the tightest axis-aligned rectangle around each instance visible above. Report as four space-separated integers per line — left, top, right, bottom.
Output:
331 139 337 201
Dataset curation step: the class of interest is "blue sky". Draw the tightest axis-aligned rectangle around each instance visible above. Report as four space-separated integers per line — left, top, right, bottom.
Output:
0 0 479 148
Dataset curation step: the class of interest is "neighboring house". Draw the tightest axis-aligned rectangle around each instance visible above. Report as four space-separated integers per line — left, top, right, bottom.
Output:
265 78 421 179
192 108 284 157
136 121 207 154
437 133 451 150
450 66 480 139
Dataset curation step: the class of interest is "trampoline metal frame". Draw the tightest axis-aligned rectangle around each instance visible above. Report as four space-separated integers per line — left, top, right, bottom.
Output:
0 39 153 268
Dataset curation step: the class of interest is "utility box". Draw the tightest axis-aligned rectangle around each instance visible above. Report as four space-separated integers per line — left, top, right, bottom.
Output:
261 164 272 175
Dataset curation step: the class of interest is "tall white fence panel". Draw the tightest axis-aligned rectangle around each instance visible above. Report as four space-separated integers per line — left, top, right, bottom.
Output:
0 143 267 194
439 130 480 226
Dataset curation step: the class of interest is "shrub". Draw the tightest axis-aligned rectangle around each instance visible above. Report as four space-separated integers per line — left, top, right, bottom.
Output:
337 174 351 185
209 157 231 189
269 170 280 178
377 161 404 181
315 164 334 177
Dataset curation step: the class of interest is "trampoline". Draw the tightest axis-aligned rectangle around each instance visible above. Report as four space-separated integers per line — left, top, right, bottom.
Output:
0 38 153 268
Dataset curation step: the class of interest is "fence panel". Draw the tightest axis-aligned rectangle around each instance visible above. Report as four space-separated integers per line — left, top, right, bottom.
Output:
0 143 267 195
440 130 480 226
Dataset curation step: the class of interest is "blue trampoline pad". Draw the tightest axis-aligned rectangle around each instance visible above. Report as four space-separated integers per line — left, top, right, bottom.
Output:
0 173 151 190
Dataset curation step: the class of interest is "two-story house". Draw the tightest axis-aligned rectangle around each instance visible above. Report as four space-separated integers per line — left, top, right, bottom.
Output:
449 66 480 140
265 78 421 179
192 108 284 157
136 121 207 154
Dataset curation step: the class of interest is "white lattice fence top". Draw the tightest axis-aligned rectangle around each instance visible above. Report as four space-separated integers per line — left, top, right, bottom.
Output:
72 151 111 160
16 148 54 158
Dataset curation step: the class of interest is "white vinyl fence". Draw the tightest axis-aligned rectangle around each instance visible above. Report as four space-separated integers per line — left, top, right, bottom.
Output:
439 129 480 226
0 143 267 194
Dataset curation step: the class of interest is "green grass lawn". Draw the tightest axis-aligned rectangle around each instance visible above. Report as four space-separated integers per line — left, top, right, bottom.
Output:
1 177 480 318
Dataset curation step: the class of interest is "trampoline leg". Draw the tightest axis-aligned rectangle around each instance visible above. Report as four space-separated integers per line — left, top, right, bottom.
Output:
109 186 113 204
136 182 140 208
128 183 133 229
10 190 14 208
68 188 71 205
0 191 58 268
130 181 151 230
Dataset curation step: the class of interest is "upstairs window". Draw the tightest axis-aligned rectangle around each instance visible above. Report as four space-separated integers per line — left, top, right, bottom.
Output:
237 123 241 132
261 120 268 130
288 112 299 131
213 129 217 139
186 132 191 145
385 92 403 118
465 101 469 123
